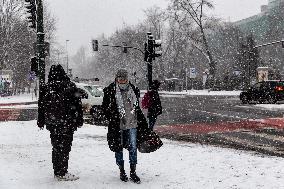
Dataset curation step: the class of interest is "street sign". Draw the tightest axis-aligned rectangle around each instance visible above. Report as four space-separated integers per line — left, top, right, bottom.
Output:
29 71 36 81
189 68 196 78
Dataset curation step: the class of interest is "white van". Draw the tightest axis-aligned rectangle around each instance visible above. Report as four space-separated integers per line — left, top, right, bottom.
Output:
75 82 105 124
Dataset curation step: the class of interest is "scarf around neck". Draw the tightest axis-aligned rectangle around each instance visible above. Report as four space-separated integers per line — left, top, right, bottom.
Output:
115 83 138 118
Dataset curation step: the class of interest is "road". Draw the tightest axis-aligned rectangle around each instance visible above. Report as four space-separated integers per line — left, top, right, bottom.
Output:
155 94 284 157
157 95 283 125
1 94 284 157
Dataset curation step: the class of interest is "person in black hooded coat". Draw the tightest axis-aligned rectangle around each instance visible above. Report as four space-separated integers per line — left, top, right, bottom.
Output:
37 64 83 181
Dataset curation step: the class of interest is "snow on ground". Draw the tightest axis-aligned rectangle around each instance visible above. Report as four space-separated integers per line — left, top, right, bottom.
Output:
185 90 242 96
0 94 37 104
254 104 284 111
141 90 242 96
237 103 284 112
0 104 38 109
0 121 283 189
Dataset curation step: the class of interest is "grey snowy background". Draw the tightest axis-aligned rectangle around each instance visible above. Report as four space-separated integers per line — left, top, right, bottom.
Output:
46 0 267 55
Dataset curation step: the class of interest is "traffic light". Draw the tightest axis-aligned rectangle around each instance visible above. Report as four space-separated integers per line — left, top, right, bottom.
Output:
92 40 98 51
144 33 162 62
25 0 37 29
152 39 162 60
30 56 38 75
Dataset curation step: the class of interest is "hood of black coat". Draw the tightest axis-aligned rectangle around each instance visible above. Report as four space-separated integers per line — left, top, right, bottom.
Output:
48 64 69 83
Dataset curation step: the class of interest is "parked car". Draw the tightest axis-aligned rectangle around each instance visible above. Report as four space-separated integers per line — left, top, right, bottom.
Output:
75 83 106 124
240 80 284 104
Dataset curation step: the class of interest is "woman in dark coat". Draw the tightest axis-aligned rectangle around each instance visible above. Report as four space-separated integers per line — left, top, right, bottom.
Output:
37 64 83 181
102 69 151 184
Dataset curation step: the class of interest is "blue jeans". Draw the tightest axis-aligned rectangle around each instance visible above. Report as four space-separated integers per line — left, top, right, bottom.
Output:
115 128 137 166
148 116 157 131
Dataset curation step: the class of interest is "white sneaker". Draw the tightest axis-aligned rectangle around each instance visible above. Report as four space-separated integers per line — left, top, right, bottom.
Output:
55 173 79 181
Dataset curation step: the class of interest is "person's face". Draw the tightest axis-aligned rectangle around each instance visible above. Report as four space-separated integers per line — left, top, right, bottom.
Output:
117 77 128 84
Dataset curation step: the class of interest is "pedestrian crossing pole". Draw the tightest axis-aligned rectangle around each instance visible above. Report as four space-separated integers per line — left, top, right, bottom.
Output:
185 68 188 92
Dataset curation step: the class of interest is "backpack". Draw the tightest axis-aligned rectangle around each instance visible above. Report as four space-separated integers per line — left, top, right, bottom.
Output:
44 86 68 125
141 91 152 109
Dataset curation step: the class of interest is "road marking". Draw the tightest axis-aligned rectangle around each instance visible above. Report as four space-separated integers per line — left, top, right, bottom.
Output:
191 108 248 120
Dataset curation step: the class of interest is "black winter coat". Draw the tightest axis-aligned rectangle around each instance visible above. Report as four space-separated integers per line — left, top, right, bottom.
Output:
37 80 83 132
102 82 152 152
148 89 162 118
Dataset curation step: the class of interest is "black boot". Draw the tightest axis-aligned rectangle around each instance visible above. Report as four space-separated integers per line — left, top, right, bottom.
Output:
119 164 128 182
130 164 141 184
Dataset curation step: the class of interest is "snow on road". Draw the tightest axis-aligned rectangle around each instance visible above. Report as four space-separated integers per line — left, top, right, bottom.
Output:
0 121 283 189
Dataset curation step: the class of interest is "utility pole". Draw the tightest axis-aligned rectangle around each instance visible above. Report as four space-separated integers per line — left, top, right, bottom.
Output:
146 33 153 87
185 68 188 92
36 0 45 100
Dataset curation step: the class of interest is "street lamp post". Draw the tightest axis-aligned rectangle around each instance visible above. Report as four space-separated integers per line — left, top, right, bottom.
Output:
66 39 69 73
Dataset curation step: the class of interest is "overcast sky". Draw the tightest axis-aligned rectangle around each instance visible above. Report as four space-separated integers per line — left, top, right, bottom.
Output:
46 0 268 55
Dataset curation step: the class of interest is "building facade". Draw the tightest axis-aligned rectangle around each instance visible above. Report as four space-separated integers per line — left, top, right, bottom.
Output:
235 0 284 40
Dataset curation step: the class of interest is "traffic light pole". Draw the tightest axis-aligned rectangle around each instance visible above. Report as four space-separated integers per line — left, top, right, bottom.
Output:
147 57 153 88
101 44 144 54
253 39 284 49
36 0 45 98
146 36 154 88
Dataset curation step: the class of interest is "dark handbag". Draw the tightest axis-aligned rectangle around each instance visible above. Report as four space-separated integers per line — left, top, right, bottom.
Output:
138 131 163 153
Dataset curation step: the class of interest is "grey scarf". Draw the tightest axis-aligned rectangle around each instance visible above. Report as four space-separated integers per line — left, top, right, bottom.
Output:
115 83 138 118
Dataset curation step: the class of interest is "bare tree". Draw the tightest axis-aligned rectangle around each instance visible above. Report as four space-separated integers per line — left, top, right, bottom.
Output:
171 0 216 79
0 0 57 92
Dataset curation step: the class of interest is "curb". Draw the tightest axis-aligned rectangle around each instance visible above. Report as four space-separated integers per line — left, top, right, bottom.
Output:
0 101 37 107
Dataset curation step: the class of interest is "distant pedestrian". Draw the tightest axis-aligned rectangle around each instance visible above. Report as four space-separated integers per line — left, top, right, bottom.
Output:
147 80 162 130
102 69 145 184
37 64 84 181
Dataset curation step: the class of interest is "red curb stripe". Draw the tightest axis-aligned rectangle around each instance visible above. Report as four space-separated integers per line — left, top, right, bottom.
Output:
156 120 284 135
0 109 21 121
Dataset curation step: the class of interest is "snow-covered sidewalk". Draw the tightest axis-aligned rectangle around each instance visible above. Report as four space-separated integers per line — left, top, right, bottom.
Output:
0 121 283 189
